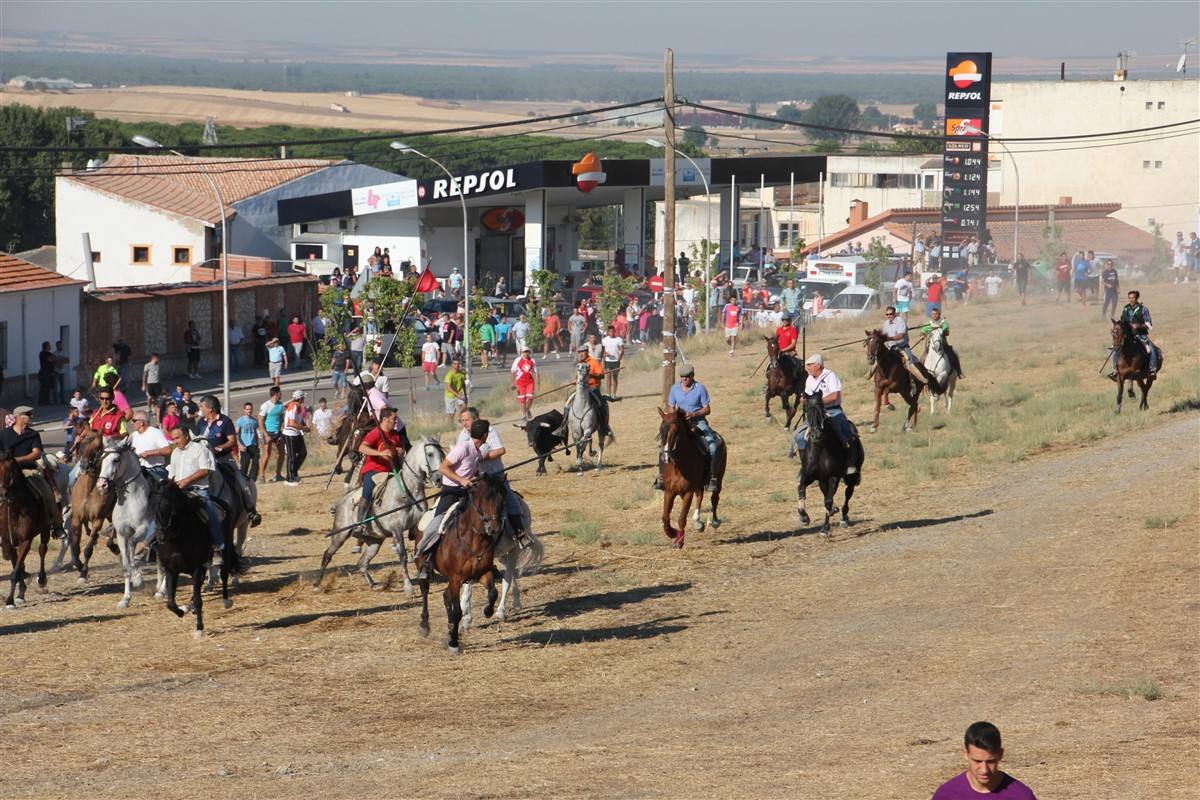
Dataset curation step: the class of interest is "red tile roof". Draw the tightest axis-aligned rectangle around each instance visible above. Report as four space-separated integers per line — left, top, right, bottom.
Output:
63 154 337 224
84 273 320 303
807 203 1155 263
0 251 87 293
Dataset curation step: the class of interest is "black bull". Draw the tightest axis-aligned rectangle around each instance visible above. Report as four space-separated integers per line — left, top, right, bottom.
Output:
517 410 567 475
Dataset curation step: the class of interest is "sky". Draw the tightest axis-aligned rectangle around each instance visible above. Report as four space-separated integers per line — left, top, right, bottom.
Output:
5 0 1199 60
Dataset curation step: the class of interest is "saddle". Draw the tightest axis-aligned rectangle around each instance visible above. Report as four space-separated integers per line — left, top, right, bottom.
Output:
416 496 469 554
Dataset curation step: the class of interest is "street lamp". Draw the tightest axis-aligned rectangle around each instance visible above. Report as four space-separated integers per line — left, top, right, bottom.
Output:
391 141 472 396
961 124 1020 271
648 138 712 331
133 134 231 413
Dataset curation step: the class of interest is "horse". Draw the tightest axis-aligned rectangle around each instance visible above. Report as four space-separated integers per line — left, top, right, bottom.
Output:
205 448 256 589
566 362 609 472
96 439 158 608
923 326 958 415
657 408 726 548
460 493 544 630
68 430 116 583
417 473 509 655
0 450 52 608
1111 318 1162 413
796 392 864 536
152 479 243 639
329 386 376 485
865 330 940 433
763 336 804 428
318 436 445 594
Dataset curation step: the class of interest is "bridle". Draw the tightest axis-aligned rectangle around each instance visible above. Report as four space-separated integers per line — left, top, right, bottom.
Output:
466 477 505 542
97 445 141 500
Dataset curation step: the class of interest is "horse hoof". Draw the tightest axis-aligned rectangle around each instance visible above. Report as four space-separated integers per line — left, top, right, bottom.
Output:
403 582 414 597
820 527 831 538
447 646 461 656
116 598 129 609
154 591 164 600
77 576 87 585
419 624 430 638
311 584 323 594
4 604 14 611
14 598 26 606
131 572 144 590
839 519 849 528
497 609 508 621
370 583 384 592
694 520 706 532
193 630 205 640
710 518 721 529
221 598 233 609
798 512 810 526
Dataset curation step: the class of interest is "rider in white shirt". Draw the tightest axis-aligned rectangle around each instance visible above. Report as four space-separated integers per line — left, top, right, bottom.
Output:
793 353 857 474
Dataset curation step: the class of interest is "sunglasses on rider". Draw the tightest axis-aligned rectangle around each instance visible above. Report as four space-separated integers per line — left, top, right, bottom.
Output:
99 395 113 401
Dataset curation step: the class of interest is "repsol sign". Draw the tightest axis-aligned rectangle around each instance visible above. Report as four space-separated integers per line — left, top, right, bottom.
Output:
947 90 983 101
423 168 518 201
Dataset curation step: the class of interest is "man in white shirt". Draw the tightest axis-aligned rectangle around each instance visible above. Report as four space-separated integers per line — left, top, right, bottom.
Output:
130 411 172 480
167 425 224 554
600 325 624 398
792 353 857 474
282 389 309 486
511 314 530 355
893 270 915 323
421 334 441 389
312 398 334 439
984 271 1003 297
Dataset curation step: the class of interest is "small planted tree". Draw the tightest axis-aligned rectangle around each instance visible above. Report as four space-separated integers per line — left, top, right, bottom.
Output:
1148 222 1171 278
597 268 636 329
523 269 558 351
864 237 891 291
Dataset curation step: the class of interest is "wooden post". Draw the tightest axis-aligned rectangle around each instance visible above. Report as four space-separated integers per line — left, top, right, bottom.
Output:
661 48 677 404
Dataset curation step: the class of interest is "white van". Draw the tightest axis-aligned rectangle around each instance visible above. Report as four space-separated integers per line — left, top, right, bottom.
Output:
816 285 882 319
804 255 907 291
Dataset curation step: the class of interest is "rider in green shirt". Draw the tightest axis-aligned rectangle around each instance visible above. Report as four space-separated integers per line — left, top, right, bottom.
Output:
919 307 963 378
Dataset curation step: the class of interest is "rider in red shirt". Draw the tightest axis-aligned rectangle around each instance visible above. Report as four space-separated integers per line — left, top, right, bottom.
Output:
355 407 405 529
775 313 799 355
89 390 127 438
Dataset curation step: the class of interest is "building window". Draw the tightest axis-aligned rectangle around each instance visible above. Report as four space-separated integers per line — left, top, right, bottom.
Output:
339 219 350 231
172 246 192 264
90 251 101 263
1155 160 1163 169
131 245 151 264
777 223 800 245
1143 160 1151 168
1145 101 1153 110
1157 101 1165 110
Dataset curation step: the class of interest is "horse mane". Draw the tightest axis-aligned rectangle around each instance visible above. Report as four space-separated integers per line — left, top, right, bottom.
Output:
153 481 194 544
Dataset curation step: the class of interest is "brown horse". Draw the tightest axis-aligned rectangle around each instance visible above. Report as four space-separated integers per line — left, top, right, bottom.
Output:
763 336 803 428
0 450 52 608
329 388 376 485
658 408 726 549
865 330 939 433
1110 318 1162 413
69 429 115 580
417 473 508 655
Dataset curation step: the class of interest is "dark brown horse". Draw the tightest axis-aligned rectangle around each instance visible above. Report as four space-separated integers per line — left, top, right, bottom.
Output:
69 429 115 580
329 387 376 484
763 336 803 428
0 450 52 608
1110 318 1162 413
865 330 940 433
417 473 507 655
658 408 726 548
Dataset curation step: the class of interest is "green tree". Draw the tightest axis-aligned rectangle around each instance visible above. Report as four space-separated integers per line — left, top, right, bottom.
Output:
912 102 938 127
597 268 636 329
860 105 886 129
1148 223 1171 276
863 237 891 291
682 120 707 149
522 268 559 351
467 286 489 358
802 94 860 141
775 103 804 124
1038 222 1065 271
313 288 354 372
789 235 808 267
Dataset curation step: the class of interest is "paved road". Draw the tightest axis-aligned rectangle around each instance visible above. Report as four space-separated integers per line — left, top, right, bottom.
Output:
28 351 590 449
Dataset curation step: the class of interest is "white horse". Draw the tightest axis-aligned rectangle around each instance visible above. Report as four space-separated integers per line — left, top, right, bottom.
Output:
923 326 958 414
95 441 155 609
565 362 606 473
319 436 444 594
460 493 543 630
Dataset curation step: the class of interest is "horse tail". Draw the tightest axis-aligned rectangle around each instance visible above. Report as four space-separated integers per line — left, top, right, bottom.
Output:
912 359 945 395
514 532 545 575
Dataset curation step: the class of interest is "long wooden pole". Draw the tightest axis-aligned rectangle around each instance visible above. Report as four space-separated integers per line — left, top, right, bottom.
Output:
660 48 677 404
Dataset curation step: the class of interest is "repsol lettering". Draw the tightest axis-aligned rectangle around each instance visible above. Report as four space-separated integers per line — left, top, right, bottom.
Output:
947 91 983 101
432 168 517 200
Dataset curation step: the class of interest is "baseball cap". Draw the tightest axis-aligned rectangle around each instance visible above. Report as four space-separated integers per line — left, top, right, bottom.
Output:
12 405 33 416
292 389 306 400
805 353 824 366
679 364 695 377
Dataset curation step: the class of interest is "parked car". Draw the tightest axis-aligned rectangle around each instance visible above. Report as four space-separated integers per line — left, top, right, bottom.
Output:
815 285 882 320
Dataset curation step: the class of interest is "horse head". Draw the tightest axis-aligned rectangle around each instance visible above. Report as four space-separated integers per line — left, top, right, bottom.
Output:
764 335 780 362
864 329 884 365
803 392 827 438
96 437 134 495
1111 318 1130 349
928 326 945 353
576 361 590 384
0 449 17 502
656 407 688 463
76 430 105 473
415 436 445 487
473 473 508 540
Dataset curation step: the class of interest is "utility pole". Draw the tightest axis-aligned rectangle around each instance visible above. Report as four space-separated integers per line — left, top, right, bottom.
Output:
661 48 677 404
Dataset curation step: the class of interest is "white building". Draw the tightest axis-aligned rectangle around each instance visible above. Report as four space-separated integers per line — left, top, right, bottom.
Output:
0 252 85 402
988 78 1199 234
54 154 403 288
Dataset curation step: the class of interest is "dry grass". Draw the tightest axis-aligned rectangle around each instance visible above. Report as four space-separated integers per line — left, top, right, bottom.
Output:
2 282 1197 799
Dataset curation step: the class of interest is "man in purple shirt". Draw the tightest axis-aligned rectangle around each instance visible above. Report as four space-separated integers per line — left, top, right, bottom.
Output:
932 722 1037 799
416 418 488 579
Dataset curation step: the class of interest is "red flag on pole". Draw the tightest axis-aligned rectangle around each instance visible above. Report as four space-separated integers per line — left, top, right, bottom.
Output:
415 268 439 294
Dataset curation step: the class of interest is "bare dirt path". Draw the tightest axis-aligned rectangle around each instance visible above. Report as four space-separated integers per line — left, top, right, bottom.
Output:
2 286 1196 799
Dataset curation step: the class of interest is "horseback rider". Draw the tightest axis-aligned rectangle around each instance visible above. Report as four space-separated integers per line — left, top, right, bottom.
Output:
128 410 172 482
792 354 858 475
775 312 801 366
353 405 405 534
561 344 610 439
456 407 528 543
417 418 489 579
1111 289 1159 378
166 424 224 560
195 395 262 527
919 307 965 378
0 405 67 539
881 305 921 375
659 364 722 492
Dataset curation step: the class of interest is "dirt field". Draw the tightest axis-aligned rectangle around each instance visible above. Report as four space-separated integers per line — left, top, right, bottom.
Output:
3 281 1197 799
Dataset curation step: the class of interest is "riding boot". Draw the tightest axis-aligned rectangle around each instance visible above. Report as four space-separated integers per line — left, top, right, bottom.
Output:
508 514 530 546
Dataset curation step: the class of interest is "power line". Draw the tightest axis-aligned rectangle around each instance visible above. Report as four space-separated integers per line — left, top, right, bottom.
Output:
684 100 1200 144
0 97 664 154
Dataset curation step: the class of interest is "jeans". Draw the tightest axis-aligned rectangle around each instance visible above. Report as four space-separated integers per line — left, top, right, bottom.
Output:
691 418 719 458
794 408 853 452
54 373 67 404
889 343 917 365
1102 290 1119 318
144 465 169 482
190 487 223 550
239 445 260 481
361 469 379 504
229 345 241 371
